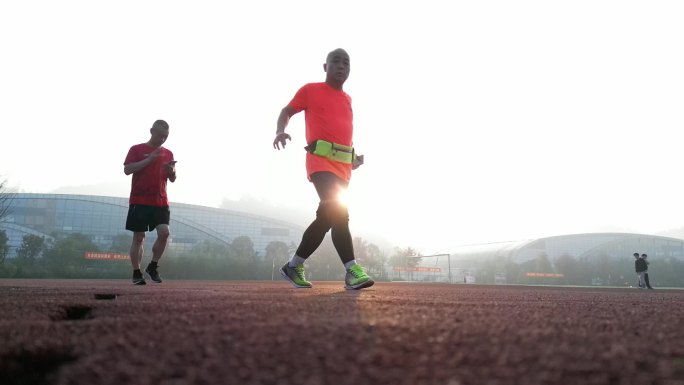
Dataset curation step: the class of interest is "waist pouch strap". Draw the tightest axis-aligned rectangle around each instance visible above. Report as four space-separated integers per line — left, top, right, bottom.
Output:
305 140 354 164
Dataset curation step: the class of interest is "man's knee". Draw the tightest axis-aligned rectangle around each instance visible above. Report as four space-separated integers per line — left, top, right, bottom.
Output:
317 201 349 225
156 225 170 240
132 232 145 245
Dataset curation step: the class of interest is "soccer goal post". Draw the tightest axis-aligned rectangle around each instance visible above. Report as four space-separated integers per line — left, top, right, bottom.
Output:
392 253 464 284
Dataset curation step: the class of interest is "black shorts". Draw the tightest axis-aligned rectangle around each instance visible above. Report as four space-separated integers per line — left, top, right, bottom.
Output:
125 204 170 232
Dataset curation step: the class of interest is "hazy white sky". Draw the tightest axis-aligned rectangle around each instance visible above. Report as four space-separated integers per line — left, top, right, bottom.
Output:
1 1 683 254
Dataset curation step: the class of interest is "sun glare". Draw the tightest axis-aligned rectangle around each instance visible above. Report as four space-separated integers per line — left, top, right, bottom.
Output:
337 188 350 207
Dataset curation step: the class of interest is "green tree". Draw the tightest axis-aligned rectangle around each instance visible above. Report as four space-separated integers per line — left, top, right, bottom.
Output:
163 240 234 280
0 178 15 223
353 238 386 279
265 240 291 280
593 253 611 285
192 239 232 258
43 233 99 275
554 254 581 285
535 252 554 273
195 239 233 278
574 257 593 286
266 240 290 260
388 247 422 280
110 233 133 253
517 253 559 285
225 236 260 279
504 257 522 284
389 247 421 267
231 236 256 260
648 257 684 288
16 234 45 266
611 256 637 287
304 238 346 281
0 230 9 265
476 256 510 284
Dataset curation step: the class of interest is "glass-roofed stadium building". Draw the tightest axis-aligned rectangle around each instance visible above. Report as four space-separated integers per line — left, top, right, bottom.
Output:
1 193 304 257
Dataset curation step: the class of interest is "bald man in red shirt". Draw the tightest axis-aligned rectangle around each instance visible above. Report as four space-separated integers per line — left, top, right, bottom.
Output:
273 48 373 290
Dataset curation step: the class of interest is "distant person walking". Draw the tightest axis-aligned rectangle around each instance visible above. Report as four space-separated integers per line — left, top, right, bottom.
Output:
272 48 373 290
123 120 176 285
634 252 646 288
641 253 654 289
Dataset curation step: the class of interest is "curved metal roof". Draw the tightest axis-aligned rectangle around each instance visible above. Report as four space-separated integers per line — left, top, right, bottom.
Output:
447 232 684 263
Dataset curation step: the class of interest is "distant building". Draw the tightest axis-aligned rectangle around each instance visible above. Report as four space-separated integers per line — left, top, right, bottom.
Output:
408 233 684 284
1 194 304 258
448 233 684 263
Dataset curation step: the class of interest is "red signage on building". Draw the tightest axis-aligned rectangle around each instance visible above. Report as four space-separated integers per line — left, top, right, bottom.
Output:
393 267 442 273
525 272 564 278
84 252 129 261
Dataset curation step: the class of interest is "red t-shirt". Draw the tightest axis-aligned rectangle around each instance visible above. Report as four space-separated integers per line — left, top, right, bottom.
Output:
124 143 174 207
288 82 354 181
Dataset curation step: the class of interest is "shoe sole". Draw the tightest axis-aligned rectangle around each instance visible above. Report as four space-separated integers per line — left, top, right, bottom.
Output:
345 279 375 290
133 279 146 285
144 270 162 283
280 268 312 288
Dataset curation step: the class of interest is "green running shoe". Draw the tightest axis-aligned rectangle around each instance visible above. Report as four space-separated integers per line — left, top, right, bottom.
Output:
345 264 374 290
280 263 312 288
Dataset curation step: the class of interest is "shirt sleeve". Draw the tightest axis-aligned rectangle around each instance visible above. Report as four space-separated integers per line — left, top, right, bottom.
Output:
123 146 139 165
287 84 310 113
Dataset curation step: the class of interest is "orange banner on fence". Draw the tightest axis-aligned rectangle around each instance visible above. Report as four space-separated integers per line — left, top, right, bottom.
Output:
526 272 564 278
393 267 442 273
84 252 129 261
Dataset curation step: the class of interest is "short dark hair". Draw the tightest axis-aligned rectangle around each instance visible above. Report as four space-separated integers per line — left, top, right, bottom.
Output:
152 120 169 130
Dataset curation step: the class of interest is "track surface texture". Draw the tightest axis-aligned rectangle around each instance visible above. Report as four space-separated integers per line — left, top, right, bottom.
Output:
1 280 683 385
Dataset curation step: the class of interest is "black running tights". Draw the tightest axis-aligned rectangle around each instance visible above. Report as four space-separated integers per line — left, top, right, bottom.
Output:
295 172 354 264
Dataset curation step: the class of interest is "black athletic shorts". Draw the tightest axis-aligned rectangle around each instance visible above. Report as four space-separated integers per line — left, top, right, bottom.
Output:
125 204 170 232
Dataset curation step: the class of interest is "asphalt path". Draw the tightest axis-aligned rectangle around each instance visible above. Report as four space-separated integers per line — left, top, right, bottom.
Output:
1 280 683 385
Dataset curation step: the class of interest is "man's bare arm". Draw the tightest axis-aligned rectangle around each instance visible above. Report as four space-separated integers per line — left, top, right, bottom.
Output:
124 158 152 175
124 148 160 175
273 106 297 149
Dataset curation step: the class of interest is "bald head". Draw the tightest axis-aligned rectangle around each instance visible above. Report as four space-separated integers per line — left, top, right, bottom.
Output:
326 48 349 62
324 48 351 89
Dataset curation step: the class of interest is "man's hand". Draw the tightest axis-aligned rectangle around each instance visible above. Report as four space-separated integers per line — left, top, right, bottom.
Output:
164 161 176 173
352 154 364 170
124 147 162 175
164 161 177 181
273 133 292 150
147 147 162 161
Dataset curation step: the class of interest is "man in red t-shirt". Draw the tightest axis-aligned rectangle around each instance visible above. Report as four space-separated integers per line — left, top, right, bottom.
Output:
272 48 374 290
123 120 176 285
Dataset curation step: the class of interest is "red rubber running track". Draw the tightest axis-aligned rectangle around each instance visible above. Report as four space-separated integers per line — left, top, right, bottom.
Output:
1 280 683 385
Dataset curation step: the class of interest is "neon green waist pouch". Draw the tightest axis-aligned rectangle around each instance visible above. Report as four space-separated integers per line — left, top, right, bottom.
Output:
305 140 354 164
